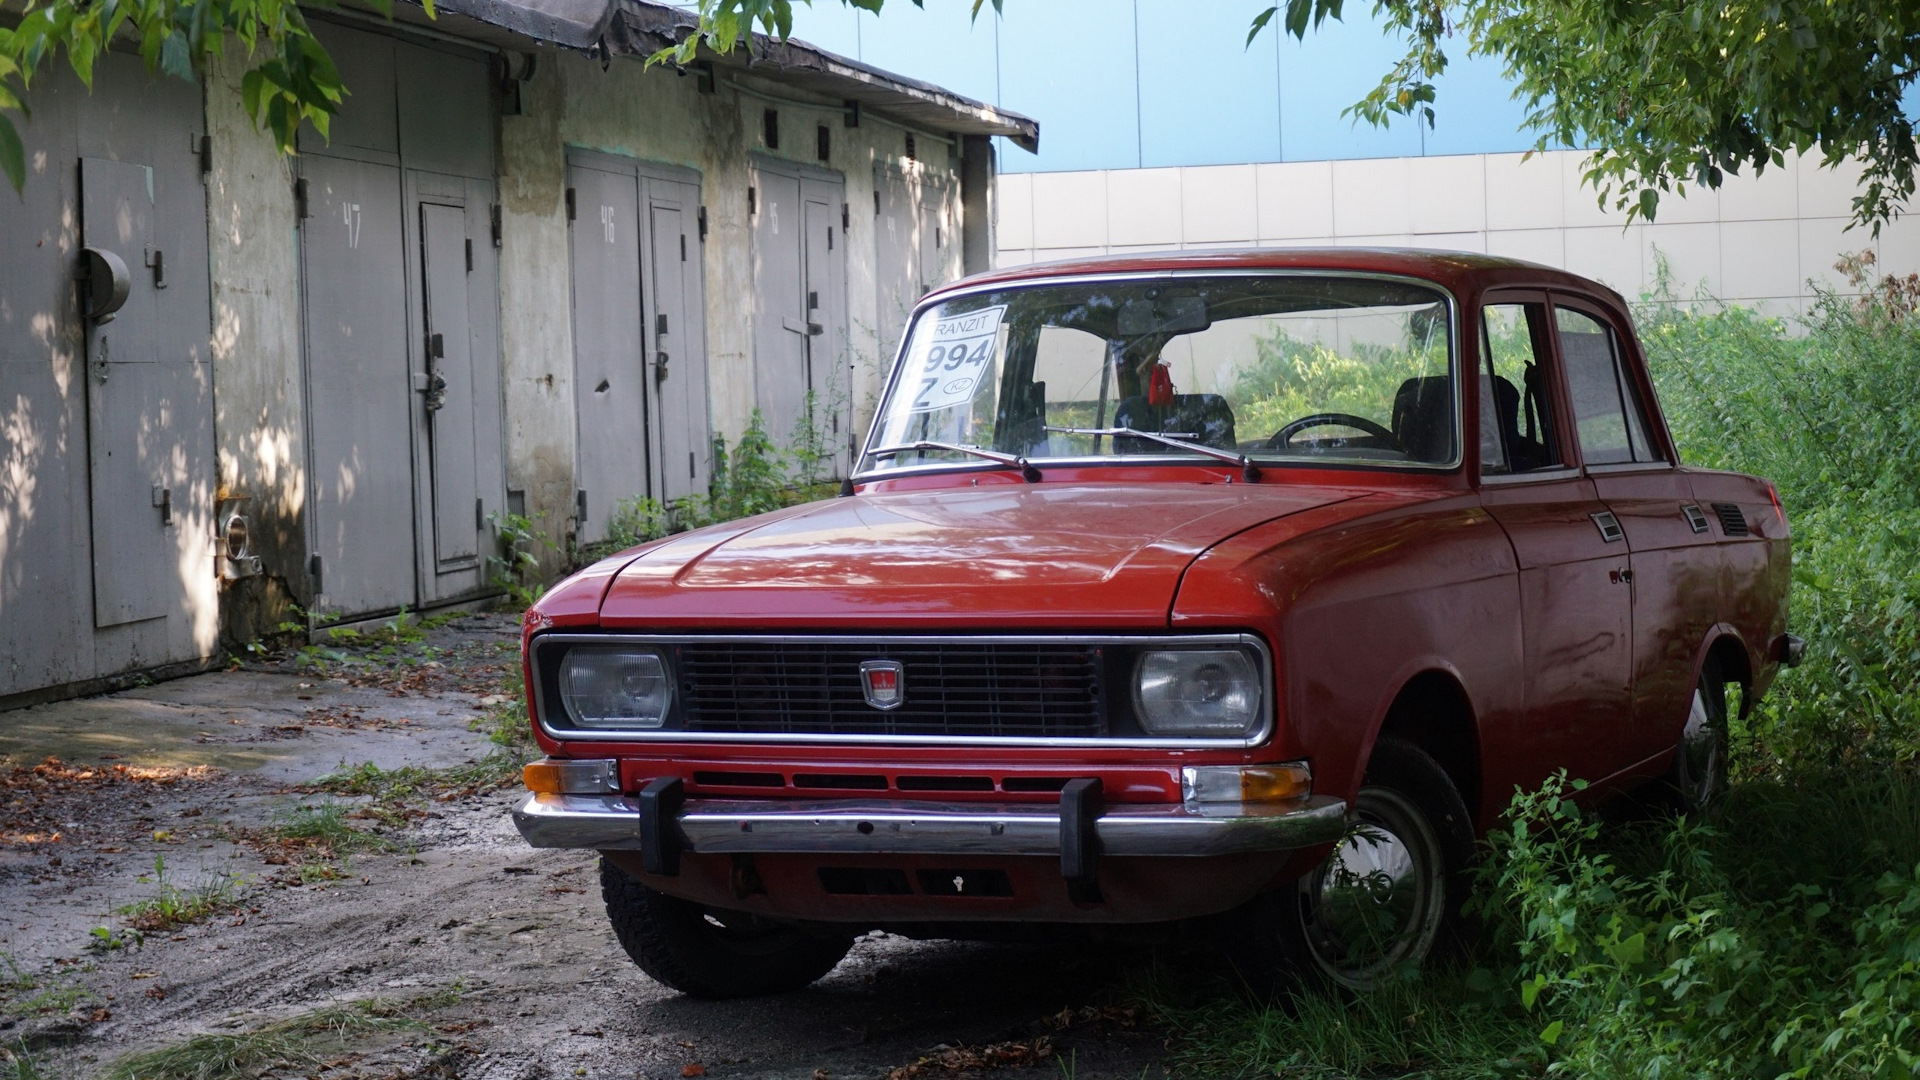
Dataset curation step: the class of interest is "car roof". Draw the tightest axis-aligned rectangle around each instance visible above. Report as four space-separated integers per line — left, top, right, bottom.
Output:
930 246 1627 307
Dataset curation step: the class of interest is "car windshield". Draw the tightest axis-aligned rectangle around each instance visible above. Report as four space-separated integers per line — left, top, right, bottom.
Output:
861 274 1457 475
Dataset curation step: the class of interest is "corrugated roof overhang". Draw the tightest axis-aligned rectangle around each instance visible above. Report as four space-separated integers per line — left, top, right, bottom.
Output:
369 0 1038 152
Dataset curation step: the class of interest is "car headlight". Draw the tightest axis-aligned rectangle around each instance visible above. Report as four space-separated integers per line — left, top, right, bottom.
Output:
1134 648 1263 737
558 647 674 729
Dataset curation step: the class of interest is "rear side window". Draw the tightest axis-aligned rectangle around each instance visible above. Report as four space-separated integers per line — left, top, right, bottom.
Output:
1479 303 1563 474
1556 307 1658 465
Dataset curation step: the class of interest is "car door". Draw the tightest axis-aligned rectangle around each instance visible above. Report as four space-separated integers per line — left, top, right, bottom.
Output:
1476 292 1639 787
1554 293 1717 770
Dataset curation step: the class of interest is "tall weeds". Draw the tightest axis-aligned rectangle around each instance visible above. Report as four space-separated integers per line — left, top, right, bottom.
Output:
1166 259 1920 1077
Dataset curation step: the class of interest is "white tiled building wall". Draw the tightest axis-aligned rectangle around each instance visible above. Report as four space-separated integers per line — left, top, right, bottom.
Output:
995 150 1920 318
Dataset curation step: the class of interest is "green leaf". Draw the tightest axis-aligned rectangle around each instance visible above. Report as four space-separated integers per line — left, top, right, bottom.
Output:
1638 186 1661 221
0 113 25 193
1283 0 1312 38
159 30 192 82
1246 6 1277 47
1539 1019 1564 1046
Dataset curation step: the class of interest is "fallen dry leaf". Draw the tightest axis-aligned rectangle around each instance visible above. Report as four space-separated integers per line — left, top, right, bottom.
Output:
885 1037 1053 1080
681 1065 706 1078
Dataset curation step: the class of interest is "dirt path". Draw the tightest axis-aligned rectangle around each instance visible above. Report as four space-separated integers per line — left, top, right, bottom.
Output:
0 614 1176 1080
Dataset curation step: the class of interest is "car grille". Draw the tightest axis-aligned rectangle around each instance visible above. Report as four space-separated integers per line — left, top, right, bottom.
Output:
672 640 1106 738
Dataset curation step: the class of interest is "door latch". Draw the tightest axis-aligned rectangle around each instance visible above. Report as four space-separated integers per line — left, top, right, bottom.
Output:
655 351 670 381
421 370 449 412
151 485 173 526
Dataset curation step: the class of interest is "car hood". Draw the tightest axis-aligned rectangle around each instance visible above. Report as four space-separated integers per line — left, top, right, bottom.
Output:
591 482 1372 628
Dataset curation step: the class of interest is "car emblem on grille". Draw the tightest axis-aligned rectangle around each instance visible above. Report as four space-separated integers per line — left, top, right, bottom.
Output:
858 660 906 711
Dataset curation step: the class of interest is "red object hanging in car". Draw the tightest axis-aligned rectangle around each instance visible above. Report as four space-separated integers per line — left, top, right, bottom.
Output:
1148 362 1175 406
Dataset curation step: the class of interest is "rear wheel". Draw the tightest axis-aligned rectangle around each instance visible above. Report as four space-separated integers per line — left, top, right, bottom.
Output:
1664 661 1730 815
1234 738 1475 992
599 858 854 998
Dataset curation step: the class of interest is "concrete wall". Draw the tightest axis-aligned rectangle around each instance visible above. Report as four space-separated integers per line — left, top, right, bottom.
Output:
995 150 1920 317
203 45 308 642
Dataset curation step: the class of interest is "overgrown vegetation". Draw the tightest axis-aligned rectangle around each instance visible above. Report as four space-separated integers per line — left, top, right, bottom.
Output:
1157 259 1920 1077
584 407 840 561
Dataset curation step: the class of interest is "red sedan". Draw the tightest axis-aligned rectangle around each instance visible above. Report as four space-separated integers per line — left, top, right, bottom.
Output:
513 249 1798 995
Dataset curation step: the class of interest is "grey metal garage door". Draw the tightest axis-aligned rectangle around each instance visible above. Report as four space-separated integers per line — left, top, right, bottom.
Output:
297 20 505 620
751 155 850 475
0 52 215 699
567 152 710 544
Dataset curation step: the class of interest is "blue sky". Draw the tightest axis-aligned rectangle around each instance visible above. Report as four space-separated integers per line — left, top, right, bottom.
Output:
785 0 1545 172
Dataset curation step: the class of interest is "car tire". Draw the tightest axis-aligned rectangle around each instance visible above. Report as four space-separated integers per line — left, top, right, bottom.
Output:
1233 737 1475 993
599 858 854 998
1662 660 1730 816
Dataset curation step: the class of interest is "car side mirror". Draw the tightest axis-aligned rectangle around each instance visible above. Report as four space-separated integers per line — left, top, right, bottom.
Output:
77 247 132 324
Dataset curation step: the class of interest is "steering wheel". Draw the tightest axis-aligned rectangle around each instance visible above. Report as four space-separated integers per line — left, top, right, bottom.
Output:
1268 412 1400 450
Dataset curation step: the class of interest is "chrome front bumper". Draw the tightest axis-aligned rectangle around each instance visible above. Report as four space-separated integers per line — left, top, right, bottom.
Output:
511 790 1349 859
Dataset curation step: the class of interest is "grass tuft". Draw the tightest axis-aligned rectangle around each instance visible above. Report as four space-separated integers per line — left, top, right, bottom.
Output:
104 994 451 1080
116 856 244 933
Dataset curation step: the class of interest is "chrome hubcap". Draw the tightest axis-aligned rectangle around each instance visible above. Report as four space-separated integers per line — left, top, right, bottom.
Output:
1676 685 1724 807
1296 788 1443 989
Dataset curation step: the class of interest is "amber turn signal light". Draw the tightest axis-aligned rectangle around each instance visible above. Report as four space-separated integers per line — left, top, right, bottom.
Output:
522 758 619 795
1181 763 1312 806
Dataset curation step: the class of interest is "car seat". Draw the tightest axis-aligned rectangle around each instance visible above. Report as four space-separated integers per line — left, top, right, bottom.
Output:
1391 377 1456 463
1489 373 1555 472
1111 394 1237 451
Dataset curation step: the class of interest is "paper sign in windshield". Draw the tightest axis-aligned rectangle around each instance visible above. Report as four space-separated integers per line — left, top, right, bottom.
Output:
905 305 1005 414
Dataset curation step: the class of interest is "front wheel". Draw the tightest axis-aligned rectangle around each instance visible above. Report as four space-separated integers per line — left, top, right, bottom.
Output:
1234 738 1475 992
599 859 854 998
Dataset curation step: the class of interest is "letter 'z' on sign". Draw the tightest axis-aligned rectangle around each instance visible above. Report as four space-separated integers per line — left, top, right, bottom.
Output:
859 660 906 711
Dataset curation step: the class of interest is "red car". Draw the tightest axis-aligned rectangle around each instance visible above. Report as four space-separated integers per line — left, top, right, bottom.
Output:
513 249 1798 996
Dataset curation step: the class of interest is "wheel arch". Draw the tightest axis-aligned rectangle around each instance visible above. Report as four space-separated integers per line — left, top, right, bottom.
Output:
1698 624 1755 718
1364 668 1484 830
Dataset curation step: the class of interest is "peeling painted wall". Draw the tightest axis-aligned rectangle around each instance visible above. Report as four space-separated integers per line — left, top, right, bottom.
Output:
4 26 986 704
203 46 307 642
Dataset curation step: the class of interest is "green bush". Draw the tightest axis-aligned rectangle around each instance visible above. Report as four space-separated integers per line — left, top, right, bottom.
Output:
585 407 838 561
1640 256 1920 768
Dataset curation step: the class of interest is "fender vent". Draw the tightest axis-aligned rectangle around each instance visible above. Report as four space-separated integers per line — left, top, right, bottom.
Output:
1712 502 1751 537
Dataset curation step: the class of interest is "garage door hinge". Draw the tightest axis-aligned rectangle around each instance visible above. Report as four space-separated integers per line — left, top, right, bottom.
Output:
680 233 687 261
576 489 588 524
565 187 576 221
476 497 485 531
842 202 849 230
465 237 474 272
697 206 707 240
293 177 310 219
491 204 503 247
747 186 756 216
194 134 211 176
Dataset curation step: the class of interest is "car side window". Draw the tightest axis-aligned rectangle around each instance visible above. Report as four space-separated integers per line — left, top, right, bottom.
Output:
1480 303 1563 475
1555 307 1659 465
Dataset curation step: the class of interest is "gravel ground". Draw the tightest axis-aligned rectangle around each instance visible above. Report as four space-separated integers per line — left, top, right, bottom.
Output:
0 613 1181 1080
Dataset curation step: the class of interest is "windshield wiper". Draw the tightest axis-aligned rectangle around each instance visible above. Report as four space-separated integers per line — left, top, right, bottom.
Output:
1045 426 1262 483
868 441 1042 483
